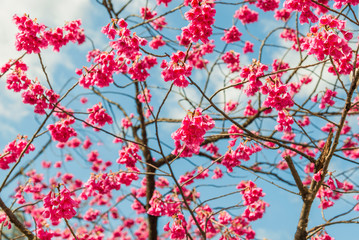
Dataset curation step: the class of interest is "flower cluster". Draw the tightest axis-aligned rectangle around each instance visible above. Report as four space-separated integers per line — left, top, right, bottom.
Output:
81 169 139 199
240 60 268 96
274 8 292 21
0 136 35 170
42 187 78 225
2 60 62 115
237 181 268 221
302 15 353 75
180 0 216 44
44 19 85 52
2 60 30 92
244 100 258 116
78 51 124 88
243 41 254 54
121 117 133 129
275 111 294 132
234 5 258 24
221 26 242 44
222 142 261 172
224 100 239 113
147 191 181 217
171 108 215 157
157 0 172 7
261 80 293 111
163 213 187 240
128 55 157 82
149 35 166 49
13 14 84 54
47 117 77 143
222 51 241 72
137 88 152 103
86 103 113 129
255 0 280 11
22 82 60 114
187 41 215 69
151 17 168 31
283 0 319 24
311 231 334 240
319 89 337 109
117 143 142 168
140 7 157 20
271 59 290 78
161 51 193 88
315 177 353 209
104 19 147 61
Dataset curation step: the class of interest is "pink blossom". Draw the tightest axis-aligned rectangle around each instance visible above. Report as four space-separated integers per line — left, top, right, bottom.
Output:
222 51 241 72
243 41 254 54
86 103 113 129
187 41 215 69
234 5 258 25
157 0 172 6
180 1 216 44
212 167 223 179
319 89 337 109
151 17 167 31
140 8 157 20
80 97 88 104
274 9 292 21
0 136 35 170
221 26 242 44
42 187 78 225
224 100 239 113
171 108 215 157
121 117 133 129
161 51 192 88
244 100 258 116
117 143 142 168
256 0 279 11
149 36 166 49
47 117 77 143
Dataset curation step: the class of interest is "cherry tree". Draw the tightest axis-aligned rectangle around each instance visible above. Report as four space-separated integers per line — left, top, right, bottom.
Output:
0 0 359 240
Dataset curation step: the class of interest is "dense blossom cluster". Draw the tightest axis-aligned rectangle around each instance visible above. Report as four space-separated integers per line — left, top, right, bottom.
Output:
283 0 320 23
0 136 35 170
240 60 268 96
22 82 60 114
47 117 77 143
117 143 142 168
172 108 215 157
179 0 216 44
42 187 78 225
161 51 193 87
221 26 242 44
302 15 353 75
222 141 262 172
319 89 337 109
2 60 30 92
2 60 62 115
78 18 155 88
149 35 166 49
86 103 113 129
262 80 293 111
13 14 84 54
187 41 215 69
222 51 241 72
78 51 124 88
234 5 259 24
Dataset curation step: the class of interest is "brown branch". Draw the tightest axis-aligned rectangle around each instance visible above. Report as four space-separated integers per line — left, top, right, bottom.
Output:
0 197 37 240
284 156 308 197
